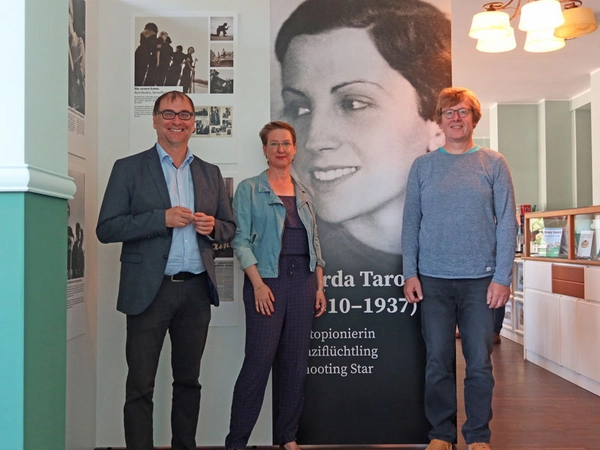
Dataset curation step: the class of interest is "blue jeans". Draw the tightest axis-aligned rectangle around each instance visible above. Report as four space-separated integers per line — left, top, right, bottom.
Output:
419 275 494 445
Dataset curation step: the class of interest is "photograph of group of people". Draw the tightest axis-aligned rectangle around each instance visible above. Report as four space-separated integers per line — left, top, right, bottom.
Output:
192 105 233 137
134 16 211 94
67 170 86 281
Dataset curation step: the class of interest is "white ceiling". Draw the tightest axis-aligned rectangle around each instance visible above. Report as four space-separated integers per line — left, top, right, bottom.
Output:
451 0 600 137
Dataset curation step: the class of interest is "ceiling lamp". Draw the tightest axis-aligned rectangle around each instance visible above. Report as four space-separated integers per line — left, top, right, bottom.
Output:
519 0 565 32
477 27 518 52
524 28 566 51
469 0 598 53
554 4 598 38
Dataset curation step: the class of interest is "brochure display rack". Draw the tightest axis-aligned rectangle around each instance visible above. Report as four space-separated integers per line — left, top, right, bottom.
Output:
524 205 600 264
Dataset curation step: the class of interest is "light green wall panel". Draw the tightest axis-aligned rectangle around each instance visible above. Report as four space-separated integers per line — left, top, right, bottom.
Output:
497 105 539 206
0 192 67 449
544 101 573 210
575 109 593 207
23 0 67 173
474 137 490 148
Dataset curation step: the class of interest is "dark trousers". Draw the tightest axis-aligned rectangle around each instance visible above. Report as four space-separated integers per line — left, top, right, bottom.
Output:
493 305 505 334
420 275 494 445
226 256 315 449
124 273 212 450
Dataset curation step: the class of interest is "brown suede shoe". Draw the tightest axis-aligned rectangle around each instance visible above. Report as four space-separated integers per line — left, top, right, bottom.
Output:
468 442 491 450
493 333 501 345
426 439 456 450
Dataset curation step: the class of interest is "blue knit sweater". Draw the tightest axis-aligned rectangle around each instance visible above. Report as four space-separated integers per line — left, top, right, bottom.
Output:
402 147 517 286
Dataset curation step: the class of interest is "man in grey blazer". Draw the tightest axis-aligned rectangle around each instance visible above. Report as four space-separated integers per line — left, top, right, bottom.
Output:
97 91 235 450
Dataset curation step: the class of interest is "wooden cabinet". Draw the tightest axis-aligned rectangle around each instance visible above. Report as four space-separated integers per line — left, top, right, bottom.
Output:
559 295 578 373
524 288 560 362
523 259 600 396
577 300 600 384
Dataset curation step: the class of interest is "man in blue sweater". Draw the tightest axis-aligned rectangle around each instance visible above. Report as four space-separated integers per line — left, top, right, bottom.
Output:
402 87 517 450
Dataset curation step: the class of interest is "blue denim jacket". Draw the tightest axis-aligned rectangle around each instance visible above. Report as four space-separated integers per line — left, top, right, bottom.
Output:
232 171 325 278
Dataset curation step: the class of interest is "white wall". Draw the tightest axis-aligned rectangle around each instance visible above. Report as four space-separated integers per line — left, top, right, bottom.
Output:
67 0 100 448
592 69 600 205
96 0 272 447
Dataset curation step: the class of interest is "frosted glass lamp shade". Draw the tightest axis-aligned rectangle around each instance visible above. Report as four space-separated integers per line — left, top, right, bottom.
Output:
469 10 512 39
524 28 566 52
476 27 517 52
519 0 565 32
554 7 598 39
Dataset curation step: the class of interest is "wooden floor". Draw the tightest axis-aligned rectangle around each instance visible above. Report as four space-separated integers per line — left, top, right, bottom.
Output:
456 337 600 450
98 338 600 450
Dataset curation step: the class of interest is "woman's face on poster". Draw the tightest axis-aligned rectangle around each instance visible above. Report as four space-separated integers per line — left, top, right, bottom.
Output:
281 28 441 225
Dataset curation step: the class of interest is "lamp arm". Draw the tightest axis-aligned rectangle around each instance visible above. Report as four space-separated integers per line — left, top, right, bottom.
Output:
561 1 583 9
482 0 522 20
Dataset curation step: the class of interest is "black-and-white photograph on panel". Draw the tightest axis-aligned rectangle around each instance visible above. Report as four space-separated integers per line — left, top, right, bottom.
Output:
134 17 209 93
210 43 234 67
210 68 234 94
193 106 233 138
270 0 451 445
67 168 86 340
68 0 86 115
210 16 234 41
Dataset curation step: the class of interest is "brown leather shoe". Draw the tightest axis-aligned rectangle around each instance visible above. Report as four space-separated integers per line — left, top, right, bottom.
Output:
493 333 501 345
426 439 456 450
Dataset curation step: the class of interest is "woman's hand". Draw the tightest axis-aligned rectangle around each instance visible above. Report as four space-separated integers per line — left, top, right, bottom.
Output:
254 284 275 316
314 290 326 317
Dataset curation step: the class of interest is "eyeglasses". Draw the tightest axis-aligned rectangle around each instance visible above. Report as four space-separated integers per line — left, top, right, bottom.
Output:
442 108 472 119
267 141 293 149
156 110 194 120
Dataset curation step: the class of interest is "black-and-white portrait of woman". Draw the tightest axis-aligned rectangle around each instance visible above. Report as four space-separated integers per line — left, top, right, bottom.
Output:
270 0 452 444
272 0 451 275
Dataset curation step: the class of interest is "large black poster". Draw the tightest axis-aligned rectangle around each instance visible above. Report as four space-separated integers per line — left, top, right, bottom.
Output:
270 0 452 444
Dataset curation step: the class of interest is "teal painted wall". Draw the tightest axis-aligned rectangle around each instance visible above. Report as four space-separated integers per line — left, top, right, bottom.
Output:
0 193 26 449
24 193 67 449
0 192 67 449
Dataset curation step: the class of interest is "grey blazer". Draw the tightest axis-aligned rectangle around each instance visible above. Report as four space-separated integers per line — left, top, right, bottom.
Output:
96 146 236 315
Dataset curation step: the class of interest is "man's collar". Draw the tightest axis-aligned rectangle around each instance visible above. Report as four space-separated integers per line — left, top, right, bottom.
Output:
156 142 193 165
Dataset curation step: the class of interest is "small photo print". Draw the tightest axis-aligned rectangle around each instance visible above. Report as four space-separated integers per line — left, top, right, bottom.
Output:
210 16 234 41
193 106 232 137
210 43 234 67
210 68 234 94
503 299 513 329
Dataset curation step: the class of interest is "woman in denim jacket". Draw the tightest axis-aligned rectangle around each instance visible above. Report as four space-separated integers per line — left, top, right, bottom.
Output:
226 121 326 450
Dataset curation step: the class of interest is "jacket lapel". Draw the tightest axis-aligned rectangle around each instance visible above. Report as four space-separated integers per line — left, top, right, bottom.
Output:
190 156 204 212
146 146 172 209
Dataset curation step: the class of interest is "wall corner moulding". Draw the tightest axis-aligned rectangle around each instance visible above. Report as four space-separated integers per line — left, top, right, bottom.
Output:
0 165 77 200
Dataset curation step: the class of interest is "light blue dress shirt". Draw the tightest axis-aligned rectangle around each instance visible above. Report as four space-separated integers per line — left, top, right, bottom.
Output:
156 144 205 275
